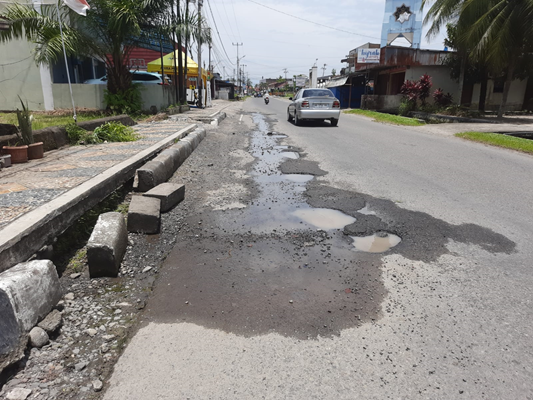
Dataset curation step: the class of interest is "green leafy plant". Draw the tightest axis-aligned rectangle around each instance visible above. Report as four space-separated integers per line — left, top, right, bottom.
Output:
104 85 142 115
65 122 87 144
93 122 139 142
15 97 33 145
398 99 416 116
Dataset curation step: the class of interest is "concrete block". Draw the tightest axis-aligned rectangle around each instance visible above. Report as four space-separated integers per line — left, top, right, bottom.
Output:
136 160 167 192
153 152 175 179
87 212 128 278
174 140 192 160
144 183 185 212
127 196 161 234
160 147 182 171
0 260 61 372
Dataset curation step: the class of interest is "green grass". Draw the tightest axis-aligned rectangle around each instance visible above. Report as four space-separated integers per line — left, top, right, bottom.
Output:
455 131 533 155
344 109 425 126
0 112 106 130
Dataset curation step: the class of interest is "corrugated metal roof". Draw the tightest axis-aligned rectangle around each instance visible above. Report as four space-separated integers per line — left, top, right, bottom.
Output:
326 77 348 87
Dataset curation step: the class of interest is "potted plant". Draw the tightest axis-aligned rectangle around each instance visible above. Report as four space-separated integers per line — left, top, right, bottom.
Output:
6 98 44 161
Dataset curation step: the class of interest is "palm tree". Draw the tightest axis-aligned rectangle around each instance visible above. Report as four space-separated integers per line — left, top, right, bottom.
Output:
0 0 170 96
423 0 533 116
460 0 533 117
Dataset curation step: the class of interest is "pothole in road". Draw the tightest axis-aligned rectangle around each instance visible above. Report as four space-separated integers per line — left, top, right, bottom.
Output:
351 232 402 253
293 208 356 230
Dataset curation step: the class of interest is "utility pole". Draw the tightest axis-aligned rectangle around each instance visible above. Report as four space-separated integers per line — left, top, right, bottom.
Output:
232 42 243 94
208 28 212 74
223 66 226 80
241 64 247 94
283 68 288 81
197 0 204 108
322 63 327 77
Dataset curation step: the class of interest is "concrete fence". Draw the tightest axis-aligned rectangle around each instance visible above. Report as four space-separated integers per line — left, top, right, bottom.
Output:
51 84 177 113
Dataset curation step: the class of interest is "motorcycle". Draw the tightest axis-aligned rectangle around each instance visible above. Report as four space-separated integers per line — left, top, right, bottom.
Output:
264 97 269 105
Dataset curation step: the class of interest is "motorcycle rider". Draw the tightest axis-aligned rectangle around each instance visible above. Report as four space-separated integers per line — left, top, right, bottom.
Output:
264 91 270 104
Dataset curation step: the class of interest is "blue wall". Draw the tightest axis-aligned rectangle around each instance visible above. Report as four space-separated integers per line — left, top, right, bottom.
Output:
329 85 366 108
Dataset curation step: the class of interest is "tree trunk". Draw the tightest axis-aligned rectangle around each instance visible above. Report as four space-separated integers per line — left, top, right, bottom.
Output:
177 0 184 104
458 56 466 106
478 71 488 112
184 0 189 104
498 63 515 118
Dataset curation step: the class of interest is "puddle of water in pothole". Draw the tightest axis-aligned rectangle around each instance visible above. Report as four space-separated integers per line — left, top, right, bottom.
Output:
293 208 356 230
281 152 299 159
357 205 376 215
219 113 355 233
351 233 401 253
284 174 314 183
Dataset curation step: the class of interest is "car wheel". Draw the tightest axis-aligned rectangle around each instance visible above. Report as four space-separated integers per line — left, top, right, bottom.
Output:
294 112 301 126
287 109 293 121
331 118 339 127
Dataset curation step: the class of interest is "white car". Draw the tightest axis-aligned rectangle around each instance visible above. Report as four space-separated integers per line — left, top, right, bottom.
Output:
287 88 341 127
84 71 166 85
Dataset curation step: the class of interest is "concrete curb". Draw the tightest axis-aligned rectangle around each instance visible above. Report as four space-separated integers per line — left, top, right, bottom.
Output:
87 212 128 278
135 126 206 192
0 124 197 273
0 260 61 372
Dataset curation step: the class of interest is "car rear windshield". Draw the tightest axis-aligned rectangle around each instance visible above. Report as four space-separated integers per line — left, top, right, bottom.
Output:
302 89 334 98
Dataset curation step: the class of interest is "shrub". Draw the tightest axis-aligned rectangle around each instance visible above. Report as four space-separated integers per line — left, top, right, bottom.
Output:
418 74 432 105
65 122 87 144
93 122 139 142
433 88 453 107
104 84 142 115
398 99 416 116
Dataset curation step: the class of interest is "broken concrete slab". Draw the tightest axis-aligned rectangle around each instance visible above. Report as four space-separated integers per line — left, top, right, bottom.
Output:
143 183 185 212
160 147 182 171
127 196 161 234
0 260 61 373
87 212 128 278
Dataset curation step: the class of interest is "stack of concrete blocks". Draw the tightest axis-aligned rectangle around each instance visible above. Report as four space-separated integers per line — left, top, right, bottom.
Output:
0 260 61 374
128 127 205 234
87 212 128 278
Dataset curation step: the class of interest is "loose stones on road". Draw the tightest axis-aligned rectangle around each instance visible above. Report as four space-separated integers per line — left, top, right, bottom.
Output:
28 327 49 348
5 388 32 400
37 309 62 334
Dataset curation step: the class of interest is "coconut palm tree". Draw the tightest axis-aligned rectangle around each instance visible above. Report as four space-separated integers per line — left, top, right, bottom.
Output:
460 0 533 117
423 0 533 116
0 0 170 96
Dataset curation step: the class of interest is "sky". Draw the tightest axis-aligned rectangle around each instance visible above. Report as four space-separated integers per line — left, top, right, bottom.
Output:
202 0 447 85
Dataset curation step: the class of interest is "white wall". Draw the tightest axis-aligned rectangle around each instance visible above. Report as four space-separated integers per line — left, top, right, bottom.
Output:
51 84 176 112
471 78 528 111
0 38 46 111
406 66 460 102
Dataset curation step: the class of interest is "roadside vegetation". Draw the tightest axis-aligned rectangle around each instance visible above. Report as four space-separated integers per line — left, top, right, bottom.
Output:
0 111 106 130
344 109 425 126
455 132 533 155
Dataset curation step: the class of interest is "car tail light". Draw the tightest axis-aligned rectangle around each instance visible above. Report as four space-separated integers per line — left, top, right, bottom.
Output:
301 100 309 108
333 100 340 108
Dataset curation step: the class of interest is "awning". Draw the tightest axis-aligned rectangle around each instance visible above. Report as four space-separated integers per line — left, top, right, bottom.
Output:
325 77 348 88
147 50 208 79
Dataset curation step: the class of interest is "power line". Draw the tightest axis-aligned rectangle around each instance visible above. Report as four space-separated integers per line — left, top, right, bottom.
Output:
206 0 234 65
246 0 380 40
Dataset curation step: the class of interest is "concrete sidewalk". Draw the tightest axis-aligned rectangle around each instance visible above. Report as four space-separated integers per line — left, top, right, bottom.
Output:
0 100 230 271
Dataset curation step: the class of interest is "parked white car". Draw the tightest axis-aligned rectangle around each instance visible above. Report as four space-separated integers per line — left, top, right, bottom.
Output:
84 71 166 85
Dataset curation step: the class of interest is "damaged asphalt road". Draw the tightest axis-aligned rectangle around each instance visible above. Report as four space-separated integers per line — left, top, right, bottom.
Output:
102 101 532 400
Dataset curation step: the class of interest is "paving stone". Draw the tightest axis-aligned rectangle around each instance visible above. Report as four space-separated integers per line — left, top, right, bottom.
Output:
143 183 185 212
127 196 161 234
